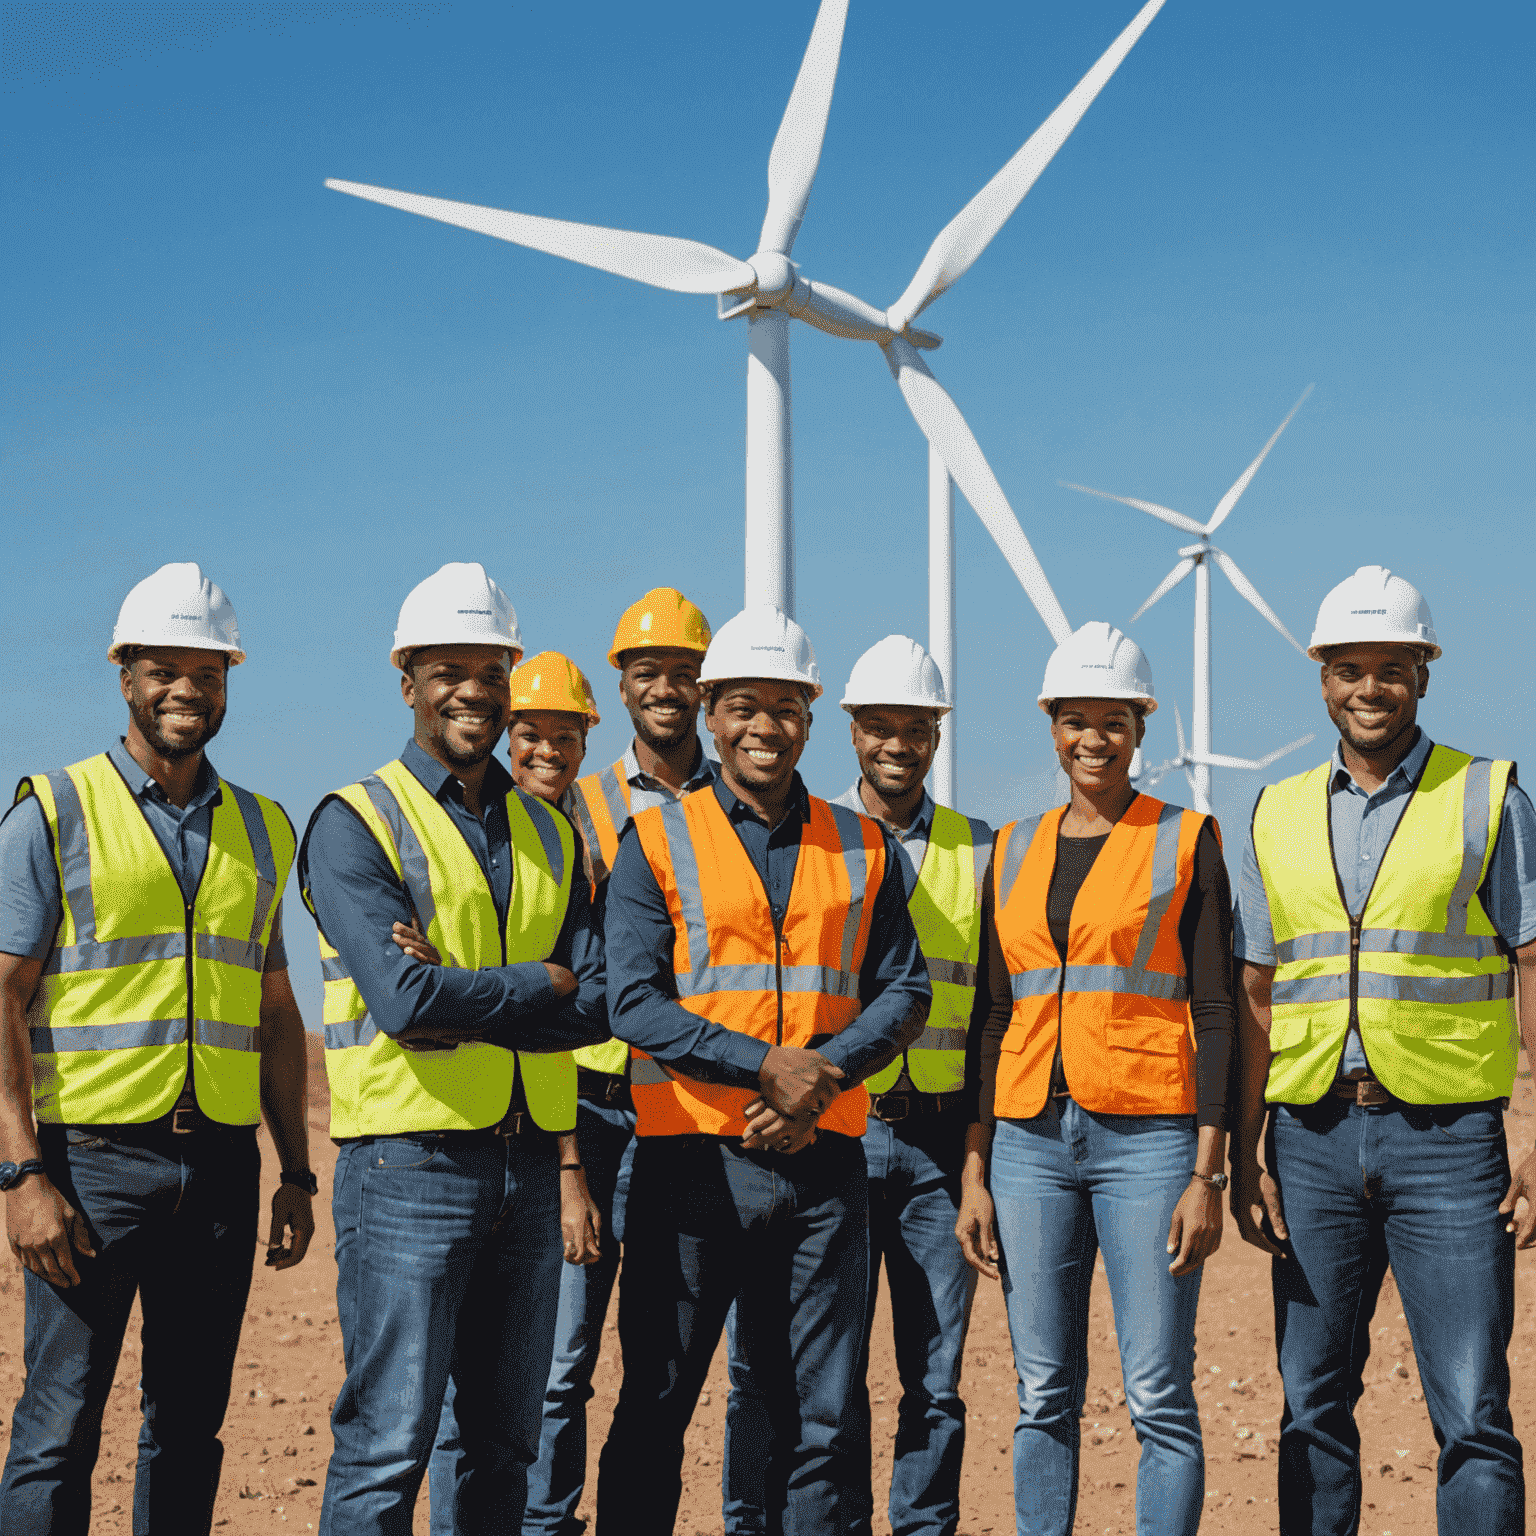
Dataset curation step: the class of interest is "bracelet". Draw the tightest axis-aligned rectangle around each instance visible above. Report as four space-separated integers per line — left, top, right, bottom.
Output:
560 1163 584 1172
1190 1169 1228 1191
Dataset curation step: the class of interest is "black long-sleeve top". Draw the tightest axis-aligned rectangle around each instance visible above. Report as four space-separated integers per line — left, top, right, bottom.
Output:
966 817 1235 1130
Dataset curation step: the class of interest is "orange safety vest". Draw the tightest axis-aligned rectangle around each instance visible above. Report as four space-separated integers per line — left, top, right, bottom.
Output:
991 795 1211 1119
628 789 886 1138
569 760 631 885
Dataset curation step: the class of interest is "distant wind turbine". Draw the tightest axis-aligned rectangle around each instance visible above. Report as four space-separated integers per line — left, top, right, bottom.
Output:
1061 386 1314 814
323 0 1169 802
1136 704 1315 804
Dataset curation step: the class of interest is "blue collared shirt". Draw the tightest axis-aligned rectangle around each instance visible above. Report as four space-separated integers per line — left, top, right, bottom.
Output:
604 771 931 1089
831 780 975 901
619 738 719 816
0 739 287 969
1234 728 1536 1074
299 738 607 1050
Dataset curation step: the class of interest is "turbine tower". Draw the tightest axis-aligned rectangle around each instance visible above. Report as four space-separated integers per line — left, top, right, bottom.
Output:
324 0 1168 800
1061 386 1314 814
1137 704 1315 804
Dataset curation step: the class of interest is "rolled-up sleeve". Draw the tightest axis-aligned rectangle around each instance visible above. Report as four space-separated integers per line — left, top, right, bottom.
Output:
604 825 771 1085
1482 780 1536 950
814 828 930 1085
300 797 605 1050
0 796 62 961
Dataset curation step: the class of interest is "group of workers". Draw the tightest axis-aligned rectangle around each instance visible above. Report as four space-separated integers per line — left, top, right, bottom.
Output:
0 554 1530 1536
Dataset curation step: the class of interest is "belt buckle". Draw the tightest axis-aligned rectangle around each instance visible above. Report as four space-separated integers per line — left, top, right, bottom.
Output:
1355 1080 1390 1108
499 1112 526 1138
605 1078 623 1105
873 1094 909 1123
171 1107 197 1135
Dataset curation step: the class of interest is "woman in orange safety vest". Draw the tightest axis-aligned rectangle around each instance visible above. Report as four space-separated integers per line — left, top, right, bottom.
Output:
954 623 1237 1536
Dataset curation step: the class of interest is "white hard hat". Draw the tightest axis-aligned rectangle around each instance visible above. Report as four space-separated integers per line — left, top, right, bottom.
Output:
841 635 950 716
1306 566 1440 661
109 562 245 665
1038 621 1157 716
391 562 524 672
698 605 823 701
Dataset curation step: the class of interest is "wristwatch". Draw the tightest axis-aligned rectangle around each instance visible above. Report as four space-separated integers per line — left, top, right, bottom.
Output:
280 1168 319 1196
1191 1170 1229 1191
0 1160 47 1192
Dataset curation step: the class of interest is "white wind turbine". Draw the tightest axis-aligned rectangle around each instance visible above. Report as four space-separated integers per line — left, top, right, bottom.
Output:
1136 704 1315 803
324 0 1169 801
1061 386 1314 815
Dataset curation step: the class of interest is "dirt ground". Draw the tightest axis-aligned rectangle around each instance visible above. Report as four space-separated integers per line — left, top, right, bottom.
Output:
1 1043 1530 1535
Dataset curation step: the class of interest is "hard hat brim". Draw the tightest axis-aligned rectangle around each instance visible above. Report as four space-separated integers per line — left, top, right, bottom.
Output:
1305 635 1441 663
109 638 245 666
607 639 711 670
392 641 525 672
840 698 951 718
1038 691 1157 716
701 673 823 703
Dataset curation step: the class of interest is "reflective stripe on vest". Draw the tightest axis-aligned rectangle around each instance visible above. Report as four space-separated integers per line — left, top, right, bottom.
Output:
571 761 632 885
302 760 577 1135
628 791 885 1136
991 796 1203 1119
866 805 990 1096
17 754 293 1126
1253 745 1517 1106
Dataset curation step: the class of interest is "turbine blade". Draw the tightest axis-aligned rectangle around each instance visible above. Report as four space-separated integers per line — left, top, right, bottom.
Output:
1130 557 1196 623
1174 703 1187 758
1184 765 1200 802
886 0 1166 332
325 179 757 296
1209 548 1307 655
758 0 849 256
1251 732 1317 770
1190 750 1261 771
1204 384 1314 534
1059 482 1205 536
884 338 1072 644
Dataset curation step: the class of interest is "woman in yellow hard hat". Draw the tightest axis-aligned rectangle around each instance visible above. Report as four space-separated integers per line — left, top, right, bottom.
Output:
505 650 602 819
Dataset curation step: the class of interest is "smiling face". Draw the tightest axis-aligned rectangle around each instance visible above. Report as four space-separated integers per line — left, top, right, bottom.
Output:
618 647 704 752
402 643 513 770
507 709 588 804
706 679 811 799
120 646 229 760
849 705 940 800
1050 698 1145 795
1320 642 1428 758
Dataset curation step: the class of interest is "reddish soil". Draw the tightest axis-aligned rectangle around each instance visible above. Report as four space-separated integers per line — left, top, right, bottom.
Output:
1 1043 1530 1535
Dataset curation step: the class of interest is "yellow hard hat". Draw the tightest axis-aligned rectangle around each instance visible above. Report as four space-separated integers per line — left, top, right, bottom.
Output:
607 587 712 669
508 651 600 728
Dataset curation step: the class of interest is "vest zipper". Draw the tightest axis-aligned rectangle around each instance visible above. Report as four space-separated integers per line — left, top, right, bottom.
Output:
772 906 785 1046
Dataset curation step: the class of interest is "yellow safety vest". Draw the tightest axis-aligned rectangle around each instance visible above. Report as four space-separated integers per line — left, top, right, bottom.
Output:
1253 744 1517 1105
305 759 578 1136
867 804 991 1095
17 753 293 1126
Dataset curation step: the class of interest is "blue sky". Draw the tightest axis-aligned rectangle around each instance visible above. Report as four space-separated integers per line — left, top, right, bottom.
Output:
5 1 1531 1012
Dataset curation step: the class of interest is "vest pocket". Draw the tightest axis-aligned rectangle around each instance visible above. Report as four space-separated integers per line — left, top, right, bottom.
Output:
1266 1015 1311 1052
1106 1019 1186 1056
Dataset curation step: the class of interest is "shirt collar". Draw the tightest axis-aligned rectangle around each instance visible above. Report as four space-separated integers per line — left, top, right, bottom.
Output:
840 778 933 839
1329 726 1433 797
712 769 810 830
400 737 514 806
622 737 717 793
108 739 220 811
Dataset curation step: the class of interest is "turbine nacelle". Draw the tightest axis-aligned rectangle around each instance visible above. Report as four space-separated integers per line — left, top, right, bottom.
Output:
719 255 943 349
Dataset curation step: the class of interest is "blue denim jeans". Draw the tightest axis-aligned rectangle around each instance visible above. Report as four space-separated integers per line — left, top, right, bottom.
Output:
1268 1097 1523 1536
722 1111 976 1536
318 1132 562 1536
0 1123 259 1536
990 1102 1204 1536
505 1099 636 1536
595 1131 870 1536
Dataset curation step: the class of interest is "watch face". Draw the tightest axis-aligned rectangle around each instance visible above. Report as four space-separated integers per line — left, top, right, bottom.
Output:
0 1163 16 1191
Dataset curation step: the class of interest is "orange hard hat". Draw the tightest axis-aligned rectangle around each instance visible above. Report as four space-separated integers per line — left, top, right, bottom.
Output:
508 651 600 728
607 587 712 669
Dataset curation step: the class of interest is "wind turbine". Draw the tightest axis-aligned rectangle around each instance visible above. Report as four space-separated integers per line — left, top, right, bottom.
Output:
1136 704 1315 804
324 0 1168 798
1060 386 1314 814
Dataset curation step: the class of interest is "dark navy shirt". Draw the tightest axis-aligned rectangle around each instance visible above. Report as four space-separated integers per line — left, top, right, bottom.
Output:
299 739 606 1051
0 739 287 970
604 771 930 1088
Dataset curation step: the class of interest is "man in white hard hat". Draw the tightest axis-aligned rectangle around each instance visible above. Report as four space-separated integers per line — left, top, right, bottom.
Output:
1230 567 1536 1535
0 563 314 1534
525 589 720 1536
298 563 608 1536
595 606 931 1536
722 634 991 1536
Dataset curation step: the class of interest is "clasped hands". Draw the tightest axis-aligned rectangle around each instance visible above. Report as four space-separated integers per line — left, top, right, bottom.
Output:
742 1045 845 1154
389 918 576 1051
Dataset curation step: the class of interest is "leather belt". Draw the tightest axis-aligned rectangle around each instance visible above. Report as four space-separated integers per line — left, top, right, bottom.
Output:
577 1068 633 1111
1331 1078 1392 1107
60 1110 255 1143
868 1091 966 1124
